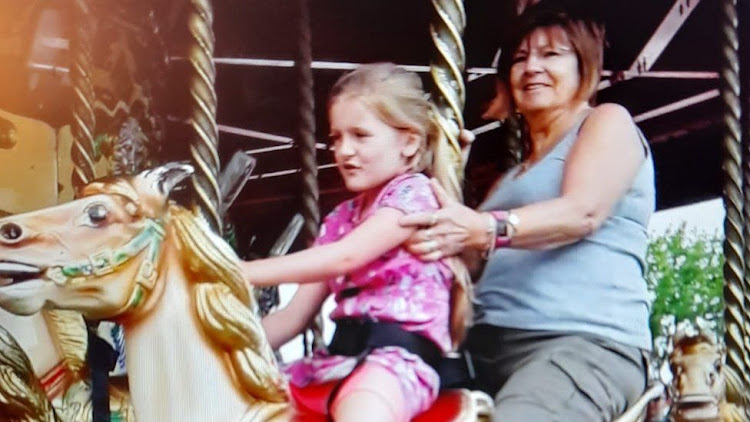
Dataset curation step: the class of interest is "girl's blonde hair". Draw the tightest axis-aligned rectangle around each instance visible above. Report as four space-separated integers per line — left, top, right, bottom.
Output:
329 63 472 347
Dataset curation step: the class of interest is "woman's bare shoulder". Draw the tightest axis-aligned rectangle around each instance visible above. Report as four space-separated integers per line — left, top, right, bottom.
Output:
588 103 634 123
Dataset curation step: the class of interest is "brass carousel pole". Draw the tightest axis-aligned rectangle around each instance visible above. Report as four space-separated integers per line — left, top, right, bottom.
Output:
429 0 467 198
294 0 325 353
187 0 222 235
739 0 750 389
719 0 750 387
71 0 97 188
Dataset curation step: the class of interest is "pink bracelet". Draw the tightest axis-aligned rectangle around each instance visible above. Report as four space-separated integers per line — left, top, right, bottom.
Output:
495 235 511 248
489 211 513 248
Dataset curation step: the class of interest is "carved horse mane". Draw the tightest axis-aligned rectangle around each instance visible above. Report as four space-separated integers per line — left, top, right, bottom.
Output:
0 164 288 422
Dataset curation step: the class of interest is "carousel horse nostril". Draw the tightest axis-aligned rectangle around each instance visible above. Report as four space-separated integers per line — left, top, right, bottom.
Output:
0 222 23 241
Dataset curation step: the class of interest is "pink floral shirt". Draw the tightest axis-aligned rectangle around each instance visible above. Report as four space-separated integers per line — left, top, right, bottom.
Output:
285 173 453 415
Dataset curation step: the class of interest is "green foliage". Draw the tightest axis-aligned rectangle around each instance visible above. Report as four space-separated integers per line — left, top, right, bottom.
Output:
645 226 724 340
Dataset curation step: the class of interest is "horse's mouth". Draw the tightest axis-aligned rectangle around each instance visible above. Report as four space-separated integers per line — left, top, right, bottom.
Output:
673 394 720 421
0 261 43 286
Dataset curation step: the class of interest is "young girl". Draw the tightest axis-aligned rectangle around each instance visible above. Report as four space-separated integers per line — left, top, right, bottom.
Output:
241 63 469 422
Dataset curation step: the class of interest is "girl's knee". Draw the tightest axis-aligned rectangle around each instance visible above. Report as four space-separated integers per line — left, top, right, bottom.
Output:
331 363 410 422
331 390 408 422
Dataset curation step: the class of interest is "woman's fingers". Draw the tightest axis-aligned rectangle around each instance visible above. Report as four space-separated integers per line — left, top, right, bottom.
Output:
459 129 476 145
430 178 456 208
399 211 436 228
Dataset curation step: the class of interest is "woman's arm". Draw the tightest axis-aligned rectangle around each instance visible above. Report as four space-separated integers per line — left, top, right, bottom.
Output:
262 282 330 349
241 207 416 287
401 103 647 257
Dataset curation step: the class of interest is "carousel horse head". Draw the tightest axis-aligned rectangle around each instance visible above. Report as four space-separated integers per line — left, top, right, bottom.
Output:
0 163 193 318
0 163 287 405
668 328 747 422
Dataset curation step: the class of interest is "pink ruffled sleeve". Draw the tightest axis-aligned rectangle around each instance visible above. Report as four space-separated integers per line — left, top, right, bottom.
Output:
376 173 439 215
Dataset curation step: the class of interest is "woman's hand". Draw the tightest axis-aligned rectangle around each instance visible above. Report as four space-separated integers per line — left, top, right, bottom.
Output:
399 178 489 261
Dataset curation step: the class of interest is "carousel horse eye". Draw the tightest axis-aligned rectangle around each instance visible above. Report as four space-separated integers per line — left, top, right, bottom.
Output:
0 222 22 240
86 203 109 224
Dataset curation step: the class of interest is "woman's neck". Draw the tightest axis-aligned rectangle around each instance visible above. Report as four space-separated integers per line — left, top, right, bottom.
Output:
524 102 591 160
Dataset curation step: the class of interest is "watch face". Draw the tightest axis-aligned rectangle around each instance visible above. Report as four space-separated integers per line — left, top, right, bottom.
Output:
495 219 508 237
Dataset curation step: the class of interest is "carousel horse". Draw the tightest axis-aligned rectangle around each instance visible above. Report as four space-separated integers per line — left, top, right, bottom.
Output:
0 163 491 422
668 329 748 422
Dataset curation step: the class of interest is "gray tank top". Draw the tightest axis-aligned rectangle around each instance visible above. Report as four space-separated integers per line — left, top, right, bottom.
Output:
476 118 655 350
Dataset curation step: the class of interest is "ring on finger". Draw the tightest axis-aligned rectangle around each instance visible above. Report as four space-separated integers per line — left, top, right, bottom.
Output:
430 213 438 226
424 229 434 240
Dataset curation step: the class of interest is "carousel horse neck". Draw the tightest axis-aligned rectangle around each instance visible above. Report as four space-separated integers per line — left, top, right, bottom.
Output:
121 231 244 422
120 206 289 422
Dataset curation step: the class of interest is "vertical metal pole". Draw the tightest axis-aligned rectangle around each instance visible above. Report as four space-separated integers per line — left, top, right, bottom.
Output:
294 0 325 354
187 0 222 234
71 0 97 188
719 0 750 387
738 0 750 393
296 0 320 247
429 0 467 200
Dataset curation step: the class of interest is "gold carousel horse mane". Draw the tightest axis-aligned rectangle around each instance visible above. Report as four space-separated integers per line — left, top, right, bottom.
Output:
80 174 287 403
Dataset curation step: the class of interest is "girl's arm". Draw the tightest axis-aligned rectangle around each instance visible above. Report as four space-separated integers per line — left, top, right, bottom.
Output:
241 207 416 286
402 103 647 257
262 282 329 350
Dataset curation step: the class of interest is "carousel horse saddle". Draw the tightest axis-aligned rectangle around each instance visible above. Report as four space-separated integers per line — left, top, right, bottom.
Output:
290 382 488 421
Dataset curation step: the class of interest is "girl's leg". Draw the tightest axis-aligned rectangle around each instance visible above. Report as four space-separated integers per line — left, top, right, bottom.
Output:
330 362 410 422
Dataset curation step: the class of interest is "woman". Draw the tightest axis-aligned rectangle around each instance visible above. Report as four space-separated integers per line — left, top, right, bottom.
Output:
400 4 654 421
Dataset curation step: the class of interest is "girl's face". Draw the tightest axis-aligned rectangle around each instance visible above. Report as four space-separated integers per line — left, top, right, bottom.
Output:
329 96 418 194
509 26 581 115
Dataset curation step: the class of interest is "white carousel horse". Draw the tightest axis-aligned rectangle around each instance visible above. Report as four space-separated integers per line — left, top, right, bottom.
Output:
0 164 289 422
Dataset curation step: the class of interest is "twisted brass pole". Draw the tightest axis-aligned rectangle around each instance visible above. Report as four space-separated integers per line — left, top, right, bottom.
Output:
429 0 466 200
739 0 750 388
719 0 750 388
187 0 222 235
294 0 325 354
71 0 97 188
295 0 320 248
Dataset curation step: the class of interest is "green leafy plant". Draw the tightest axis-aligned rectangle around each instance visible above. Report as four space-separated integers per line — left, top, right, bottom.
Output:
645 225 724 343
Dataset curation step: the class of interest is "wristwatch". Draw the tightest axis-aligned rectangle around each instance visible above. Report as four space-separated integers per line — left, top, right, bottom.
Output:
491 210 520 238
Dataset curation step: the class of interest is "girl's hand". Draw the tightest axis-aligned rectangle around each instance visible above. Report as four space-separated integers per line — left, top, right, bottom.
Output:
399 179 489 261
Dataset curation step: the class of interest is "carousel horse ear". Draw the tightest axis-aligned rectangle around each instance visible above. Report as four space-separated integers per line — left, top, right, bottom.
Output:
140 162 194 197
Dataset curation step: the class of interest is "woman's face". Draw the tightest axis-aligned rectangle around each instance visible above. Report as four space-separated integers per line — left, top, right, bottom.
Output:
509 26 581 115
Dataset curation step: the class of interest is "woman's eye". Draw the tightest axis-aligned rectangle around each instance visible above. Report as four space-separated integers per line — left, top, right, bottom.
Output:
84 203 109 226
353 130 370 138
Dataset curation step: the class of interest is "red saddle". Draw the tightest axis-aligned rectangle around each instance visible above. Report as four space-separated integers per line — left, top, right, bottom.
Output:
288 382 476 422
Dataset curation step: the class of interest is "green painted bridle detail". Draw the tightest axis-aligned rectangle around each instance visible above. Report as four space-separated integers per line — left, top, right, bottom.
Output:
45 218 166 309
